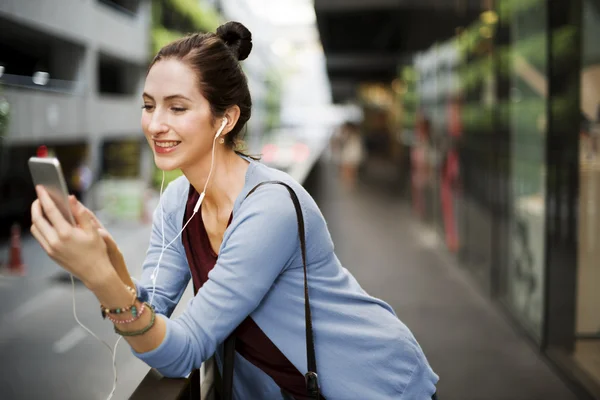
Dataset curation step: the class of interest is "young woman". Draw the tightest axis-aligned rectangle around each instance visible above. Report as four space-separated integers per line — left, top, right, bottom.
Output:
30 22 439 399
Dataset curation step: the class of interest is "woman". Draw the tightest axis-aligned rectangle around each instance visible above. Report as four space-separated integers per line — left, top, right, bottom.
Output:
30 22 439 399
338 121 364 189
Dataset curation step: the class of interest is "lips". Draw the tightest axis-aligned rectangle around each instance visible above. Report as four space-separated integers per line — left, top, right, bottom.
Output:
154 140 181 154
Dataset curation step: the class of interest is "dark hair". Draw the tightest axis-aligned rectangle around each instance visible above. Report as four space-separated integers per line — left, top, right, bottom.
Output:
149 21 253 151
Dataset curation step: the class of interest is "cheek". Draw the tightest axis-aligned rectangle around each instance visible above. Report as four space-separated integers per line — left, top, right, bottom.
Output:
140 113 151 134
179 115 212 139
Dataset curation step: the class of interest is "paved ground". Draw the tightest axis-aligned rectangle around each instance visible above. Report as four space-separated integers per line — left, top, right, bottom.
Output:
0 220 164 400
0 160 586 400
311 160 582 400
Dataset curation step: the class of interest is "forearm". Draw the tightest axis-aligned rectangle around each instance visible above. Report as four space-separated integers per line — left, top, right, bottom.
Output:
89 266 166 354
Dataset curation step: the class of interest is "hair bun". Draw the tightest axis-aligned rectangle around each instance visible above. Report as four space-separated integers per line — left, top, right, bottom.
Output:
216 21 252 61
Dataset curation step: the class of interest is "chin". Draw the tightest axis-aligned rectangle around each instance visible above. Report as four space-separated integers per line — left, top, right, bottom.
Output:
154 154 182 172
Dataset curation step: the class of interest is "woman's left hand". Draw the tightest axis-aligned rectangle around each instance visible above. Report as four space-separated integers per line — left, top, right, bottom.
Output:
30 185 112 288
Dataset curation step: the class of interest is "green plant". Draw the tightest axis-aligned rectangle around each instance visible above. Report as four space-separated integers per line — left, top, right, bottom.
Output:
152 167 183 189
151 0 223 56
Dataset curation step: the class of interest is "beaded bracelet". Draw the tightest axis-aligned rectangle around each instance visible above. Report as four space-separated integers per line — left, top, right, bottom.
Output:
114 303 156 337
107 302 146 324
100 285 137 319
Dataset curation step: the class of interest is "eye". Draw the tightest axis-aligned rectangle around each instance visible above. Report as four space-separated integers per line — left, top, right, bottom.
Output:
171 107 187 113
142 104 154 111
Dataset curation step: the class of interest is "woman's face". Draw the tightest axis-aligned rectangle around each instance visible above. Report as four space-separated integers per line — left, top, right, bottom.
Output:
141 58 216 172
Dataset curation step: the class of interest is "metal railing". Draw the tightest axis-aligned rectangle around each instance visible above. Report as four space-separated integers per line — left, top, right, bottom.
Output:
0 73 83 95
97 0 140 18
130 369 200 400
131 355 219 400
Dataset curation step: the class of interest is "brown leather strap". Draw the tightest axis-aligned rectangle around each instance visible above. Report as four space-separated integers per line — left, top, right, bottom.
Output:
222 180 320 399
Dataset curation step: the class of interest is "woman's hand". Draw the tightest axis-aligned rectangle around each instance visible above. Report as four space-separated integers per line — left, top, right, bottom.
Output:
30 185 112 288
67 196 136 288
97 228 135 288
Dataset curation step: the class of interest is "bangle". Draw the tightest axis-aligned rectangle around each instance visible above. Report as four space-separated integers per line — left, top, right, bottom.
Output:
100 285 137 319
114 303 155 337
108 302 146 324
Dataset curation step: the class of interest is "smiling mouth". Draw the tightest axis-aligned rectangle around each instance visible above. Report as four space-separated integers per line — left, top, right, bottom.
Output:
154 141 181 148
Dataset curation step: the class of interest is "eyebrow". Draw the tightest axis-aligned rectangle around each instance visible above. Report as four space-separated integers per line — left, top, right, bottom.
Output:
142 93 192 102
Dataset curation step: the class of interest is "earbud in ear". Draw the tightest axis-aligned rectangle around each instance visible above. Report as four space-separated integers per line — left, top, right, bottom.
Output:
215 117 228 138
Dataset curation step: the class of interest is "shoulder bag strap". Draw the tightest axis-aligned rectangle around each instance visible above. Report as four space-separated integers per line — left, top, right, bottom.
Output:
221 180 320 400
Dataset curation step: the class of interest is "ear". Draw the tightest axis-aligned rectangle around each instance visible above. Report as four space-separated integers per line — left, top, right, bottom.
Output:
221 105 241 136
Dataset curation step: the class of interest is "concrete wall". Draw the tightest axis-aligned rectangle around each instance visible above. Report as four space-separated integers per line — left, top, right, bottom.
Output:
91 96 143 137
0 0 151 179
3 88 86 142
0 0 150 59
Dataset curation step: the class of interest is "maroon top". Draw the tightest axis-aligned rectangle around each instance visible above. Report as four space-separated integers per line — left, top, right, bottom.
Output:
181 185 314 400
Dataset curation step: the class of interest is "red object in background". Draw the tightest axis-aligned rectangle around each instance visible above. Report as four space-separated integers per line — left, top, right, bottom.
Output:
5 224 26 275
440 97 462 253
37 145 48 158
441 150 459 253
448 99 463 139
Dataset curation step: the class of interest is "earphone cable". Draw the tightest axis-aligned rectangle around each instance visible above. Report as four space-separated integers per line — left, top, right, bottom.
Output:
149 131 220 305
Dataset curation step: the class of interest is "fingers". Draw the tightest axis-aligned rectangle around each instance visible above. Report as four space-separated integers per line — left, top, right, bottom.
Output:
72 198 93 231
30 224 52 255
35 186 71 234
30 199 59 251
87 209 105 230
98 230 134 288
68 195 80 219
98 229 117 250
69 195 105 230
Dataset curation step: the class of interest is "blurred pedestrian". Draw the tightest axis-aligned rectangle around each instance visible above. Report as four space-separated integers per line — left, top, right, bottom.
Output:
411 112 431 218
29 21 439 399
71 160 93 204
339 121 364 189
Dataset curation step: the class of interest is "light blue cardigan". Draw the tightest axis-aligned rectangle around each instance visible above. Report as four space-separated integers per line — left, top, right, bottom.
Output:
133 156 439 399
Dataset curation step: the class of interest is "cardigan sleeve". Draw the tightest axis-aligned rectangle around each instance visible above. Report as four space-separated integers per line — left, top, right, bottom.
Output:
132 184 300 377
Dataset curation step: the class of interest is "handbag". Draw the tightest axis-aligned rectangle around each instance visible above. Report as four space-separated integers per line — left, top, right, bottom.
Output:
221 180 320 400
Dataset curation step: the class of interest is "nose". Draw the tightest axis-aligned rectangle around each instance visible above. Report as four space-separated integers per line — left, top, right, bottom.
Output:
147 110 168 137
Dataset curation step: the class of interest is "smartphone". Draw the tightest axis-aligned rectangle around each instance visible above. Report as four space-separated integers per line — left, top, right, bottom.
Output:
28 156 75 225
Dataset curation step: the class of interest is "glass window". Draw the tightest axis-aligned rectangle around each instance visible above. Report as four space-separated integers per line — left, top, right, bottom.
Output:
573 0 600 388
504 0 548 340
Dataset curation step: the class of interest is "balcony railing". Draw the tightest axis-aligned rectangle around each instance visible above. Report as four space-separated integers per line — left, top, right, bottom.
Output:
97 0 139 17
0 73 82 95
131 355 219 400
130 369 200 400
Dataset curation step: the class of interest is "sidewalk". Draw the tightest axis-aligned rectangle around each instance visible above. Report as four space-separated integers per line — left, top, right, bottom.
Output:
0 217 156 400
311 160 580 400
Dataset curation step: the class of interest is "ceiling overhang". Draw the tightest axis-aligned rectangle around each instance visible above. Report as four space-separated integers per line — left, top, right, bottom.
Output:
315 0 485 103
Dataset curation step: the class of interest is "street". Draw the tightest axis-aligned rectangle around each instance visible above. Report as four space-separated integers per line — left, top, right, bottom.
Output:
0 220 192 400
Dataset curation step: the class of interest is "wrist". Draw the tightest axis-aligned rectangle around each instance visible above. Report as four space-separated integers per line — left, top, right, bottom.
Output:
92 276 138 313
85 261 120 293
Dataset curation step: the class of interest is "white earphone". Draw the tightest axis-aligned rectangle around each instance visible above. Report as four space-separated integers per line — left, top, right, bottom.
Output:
150 116 228 288
215 117 227 138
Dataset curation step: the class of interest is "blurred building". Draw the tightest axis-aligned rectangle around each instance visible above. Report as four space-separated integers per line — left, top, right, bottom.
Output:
218 0 345 177
315 0 600 398
0 0 152 229
401 3 600 398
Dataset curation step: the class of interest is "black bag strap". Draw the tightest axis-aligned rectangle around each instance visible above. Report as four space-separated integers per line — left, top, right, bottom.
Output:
221 180 320 400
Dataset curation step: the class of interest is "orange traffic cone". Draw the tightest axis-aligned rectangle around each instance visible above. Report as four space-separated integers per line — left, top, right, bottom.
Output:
6 224 25 275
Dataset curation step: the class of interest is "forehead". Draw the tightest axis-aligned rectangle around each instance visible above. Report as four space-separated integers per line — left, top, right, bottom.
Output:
144 58 199 98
